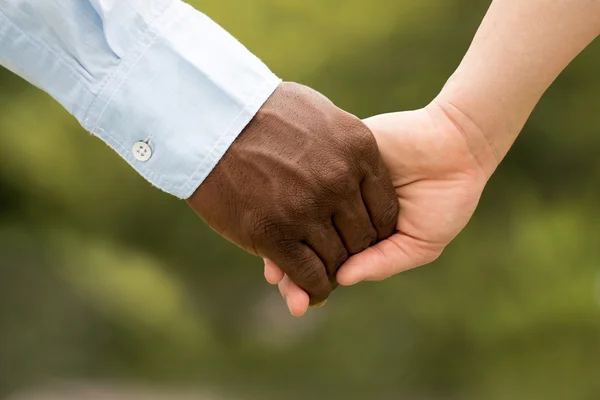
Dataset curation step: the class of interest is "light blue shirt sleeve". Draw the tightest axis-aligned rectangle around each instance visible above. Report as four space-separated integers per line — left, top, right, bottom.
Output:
0 0 281 199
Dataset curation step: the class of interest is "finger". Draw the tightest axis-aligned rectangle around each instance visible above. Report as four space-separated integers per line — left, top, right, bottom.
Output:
269 243 332 305
333 191 378 255
279 274 310 317
264 258 285 285
360 158 399 241
336 233 441 286
305 225 348 281
268 260 314 314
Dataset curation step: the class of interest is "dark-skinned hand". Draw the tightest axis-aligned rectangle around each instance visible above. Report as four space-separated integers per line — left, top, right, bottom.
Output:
187 82 398 306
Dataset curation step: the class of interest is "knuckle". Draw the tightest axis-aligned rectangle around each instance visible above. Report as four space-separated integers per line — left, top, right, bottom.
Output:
365 227 379 246
323 159 353 184
350 228 378 254
337 123 379 174
311 159 357 201
374 199 399 234
349 122 378 156
330 178 355 198
324 169 357 198
253 213 302 246
274 244 317 276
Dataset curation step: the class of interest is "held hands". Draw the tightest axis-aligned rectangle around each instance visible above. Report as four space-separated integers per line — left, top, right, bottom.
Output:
187 80 499 315
189 0 598 315
267 98 499 316
187 82 398 306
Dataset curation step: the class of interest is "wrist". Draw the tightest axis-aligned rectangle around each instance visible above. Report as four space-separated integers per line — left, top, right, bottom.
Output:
434 73 520 174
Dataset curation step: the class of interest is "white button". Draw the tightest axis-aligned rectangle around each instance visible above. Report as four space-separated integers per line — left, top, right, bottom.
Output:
132 141 152 162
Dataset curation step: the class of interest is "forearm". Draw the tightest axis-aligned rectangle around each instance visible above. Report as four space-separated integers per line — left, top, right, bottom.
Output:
437 0 600 168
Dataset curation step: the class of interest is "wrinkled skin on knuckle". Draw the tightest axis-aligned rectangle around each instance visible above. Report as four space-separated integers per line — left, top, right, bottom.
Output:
340 230 376 256
375 197 400 236
307 170 357 210
356 228 379 254
284 243 333 303
336 118 381 172
325 162 357 196
307 225 349 274
355 124 380 156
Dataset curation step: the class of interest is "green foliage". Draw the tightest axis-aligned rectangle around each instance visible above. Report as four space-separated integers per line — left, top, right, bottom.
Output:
1 0 600 398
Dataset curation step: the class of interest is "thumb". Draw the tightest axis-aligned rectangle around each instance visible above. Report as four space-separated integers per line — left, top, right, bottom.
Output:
336 233 440 285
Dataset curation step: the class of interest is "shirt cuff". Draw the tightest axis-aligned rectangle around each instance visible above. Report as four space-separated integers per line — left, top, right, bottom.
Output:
82 0 281 199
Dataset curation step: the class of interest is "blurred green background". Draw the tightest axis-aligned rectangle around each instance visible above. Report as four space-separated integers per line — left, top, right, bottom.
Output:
2 0 600 399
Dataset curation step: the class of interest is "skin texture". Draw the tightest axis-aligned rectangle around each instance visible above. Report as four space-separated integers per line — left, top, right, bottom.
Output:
266 0 600 316
265 101 490 316
187 82 399 305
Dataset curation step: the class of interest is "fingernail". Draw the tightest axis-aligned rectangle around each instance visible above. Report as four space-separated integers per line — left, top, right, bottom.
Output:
310 300 327 308
285 296 292 312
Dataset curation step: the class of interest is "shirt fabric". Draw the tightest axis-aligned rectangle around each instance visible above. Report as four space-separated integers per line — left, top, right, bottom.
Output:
0 0 281 199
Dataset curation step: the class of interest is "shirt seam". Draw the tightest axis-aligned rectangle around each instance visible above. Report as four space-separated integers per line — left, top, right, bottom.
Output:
82 0 175 129
0 7 94 96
